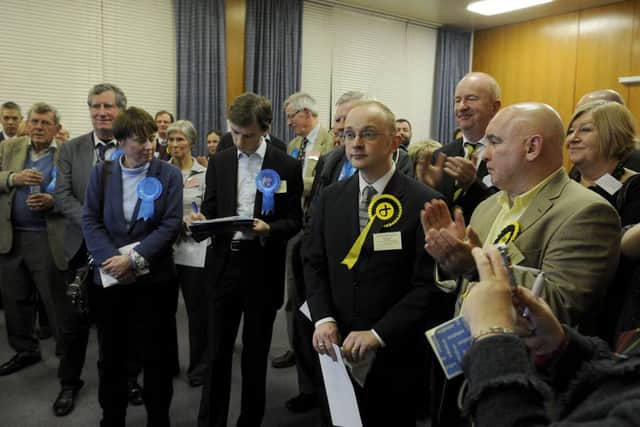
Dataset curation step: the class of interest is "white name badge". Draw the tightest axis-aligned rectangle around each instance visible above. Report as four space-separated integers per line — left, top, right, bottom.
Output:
373 231 402 251
277 180 287 194
595 173 622 195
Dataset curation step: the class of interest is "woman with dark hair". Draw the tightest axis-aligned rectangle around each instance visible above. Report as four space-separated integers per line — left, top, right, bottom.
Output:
82 106 182 427
566 100 640 345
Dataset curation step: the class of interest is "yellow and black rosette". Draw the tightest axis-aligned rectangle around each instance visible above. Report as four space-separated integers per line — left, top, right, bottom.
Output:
493 222 520 245
341 194 403 270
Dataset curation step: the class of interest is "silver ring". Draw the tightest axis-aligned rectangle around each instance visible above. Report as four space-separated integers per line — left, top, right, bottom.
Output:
318 342 325 348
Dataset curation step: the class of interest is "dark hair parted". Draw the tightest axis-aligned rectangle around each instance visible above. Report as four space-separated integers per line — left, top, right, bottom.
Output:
155 110 175 122
112 107 158 142
228 92 272 132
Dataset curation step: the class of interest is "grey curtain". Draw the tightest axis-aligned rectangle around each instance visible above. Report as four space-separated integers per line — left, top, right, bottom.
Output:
244 0 302 142
431 28 471 144
175 0 227 156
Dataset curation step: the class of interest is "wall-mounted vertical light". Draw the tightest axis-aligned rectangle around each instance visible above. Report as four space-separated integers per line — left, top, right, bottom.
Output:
467 0 553 16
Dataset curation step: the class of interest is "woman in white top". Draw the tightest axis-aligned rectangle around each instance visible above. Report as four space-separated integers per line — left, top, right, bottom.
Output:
168 120 209 386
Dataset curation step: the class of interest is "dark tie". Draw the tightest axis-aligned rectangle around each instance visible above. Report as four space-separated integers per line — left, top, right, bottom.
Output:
297 137 309 162
97 142 114 161
359 185 377 231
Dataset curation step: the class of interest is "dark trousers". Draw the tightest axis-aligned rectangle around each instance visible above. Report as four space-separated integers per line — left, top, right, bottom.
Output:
198 243 278 427
177 264 208 380
94 280 174 427
0 230 66 355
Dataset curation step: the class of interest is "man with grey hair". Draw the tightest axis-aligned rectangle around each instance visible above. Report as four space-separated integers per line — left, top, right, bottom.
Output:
0 102 67 378
0 101 23 142
52 83 142 416
272 92 335 371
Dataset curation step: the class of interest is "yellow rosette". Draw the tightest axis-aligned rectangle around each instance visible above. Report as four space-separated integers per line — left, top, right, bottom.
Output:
341 194 403 270
493 222 520 245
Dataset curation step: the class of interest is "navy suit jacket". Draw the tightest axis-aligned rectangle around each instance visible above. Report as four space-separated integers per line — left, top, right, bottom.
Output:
201 143 303 309
304 171 452 347
82 158 183 285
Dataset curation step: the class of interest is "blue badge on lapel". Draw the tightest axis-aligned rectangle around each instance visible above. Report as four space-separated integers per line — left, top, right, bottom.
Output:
290 148 299 159
45 166 57 193
136 177 162 220
256 169 281 215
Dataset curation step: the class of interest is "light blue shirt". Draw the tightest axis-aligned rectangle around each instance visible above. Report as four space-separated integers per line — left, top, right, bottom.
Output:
235 139 266 239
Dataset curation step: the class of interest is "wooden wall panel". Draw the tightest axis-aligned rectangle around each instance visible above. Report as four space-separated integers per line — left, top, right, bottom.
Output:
226 0 246 109
574 1 634 107
473 13 579 125
628 0 640 123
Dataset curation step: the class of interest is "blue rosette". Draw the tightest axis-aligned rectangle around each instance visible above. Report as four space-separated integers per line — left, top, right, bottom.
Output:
45 167 57 193
256 169 281 215
110 148 124 161
136 177 163 221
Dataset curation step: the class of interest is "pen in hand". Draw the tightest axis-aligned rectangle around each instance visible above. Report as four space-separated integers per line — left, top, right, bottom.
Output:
191 201 199 214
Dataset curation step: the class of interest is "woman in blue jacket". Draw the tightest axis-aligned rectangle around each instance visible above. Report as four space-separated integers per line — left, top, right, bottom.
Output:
82 106 182 427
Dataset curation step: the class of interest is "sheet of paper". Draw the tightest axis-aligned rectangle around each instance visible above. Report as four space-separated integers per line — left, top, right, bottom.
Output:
173 238 210 268
99 241 148 288
319 344 363 427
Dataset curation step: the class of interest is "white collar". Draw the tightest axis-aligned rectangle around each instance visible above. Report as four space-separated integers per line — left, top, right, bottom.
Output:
93 131 117 147
237 137 267 159
358 163 396 195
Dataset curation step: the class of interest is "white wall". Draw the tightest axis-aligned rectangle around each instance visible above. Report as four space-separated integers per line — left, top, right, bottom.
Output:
0 0 176 139
301 1 438 143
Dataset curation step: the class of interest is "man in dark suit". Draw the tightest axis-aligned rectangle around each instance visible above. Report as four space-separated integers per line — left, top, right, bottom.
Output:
419 72 501 222
154 110 174 160
195 92 303 427
305 100 451 426
53 83 136 416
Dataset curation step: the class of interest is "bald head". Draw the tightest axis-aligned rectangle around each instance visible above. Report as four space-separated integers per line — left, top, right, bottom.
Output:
454 72 502 142
484 102 564 196
577 89 625 107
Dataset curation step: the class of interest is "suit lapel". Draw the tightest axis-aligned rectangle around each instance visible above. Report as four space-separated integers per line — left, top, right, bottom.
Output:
12 138 29 171
107 160 128 236
516 170 568 235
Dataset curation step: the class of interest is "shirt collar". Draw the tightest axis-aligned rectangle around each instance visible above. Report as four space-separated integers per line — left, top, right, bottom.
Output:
29 138 58 152
93 131 117 147
305 122 321 144
237 137 267 159
497 167 563 210
463 135 488 147
358 163 396 195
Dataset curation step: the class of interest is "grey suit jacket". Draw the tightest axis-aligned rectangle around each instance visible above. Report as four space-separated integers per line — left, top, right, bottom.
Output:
0 137 67 270
458 169 621 325
54 131 96 261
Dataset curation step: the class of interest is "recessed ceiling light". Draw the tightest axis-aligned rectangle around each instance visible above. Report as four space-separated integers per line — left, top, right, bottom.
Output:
467 0 553 16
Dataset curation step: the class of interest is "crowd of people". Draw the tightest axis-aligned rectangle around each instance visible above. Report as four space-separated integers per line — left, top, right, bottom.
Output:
0 73 639 427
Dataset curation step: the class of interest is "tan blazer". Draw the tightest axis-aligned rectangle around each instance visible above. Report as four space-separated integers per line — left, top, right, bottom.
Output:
0 137 67 270
287 126 333 197
458 169 620 325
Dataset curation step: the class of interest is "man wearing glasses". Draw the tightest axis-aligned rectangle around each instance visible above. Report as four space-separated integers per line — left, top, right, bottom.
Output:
305 100 449 426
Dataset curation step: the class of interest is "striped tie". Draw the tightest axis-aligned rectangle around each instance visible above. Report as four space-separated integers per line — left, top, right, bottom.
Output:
297 137 309 162
359 185 377 231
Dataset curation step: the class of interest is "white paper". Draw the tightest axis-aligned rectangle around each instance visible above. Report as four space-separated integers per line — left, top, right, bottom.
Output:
99 241 149 288
173 238 210 268
595 173 623 195
319 344 363 427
